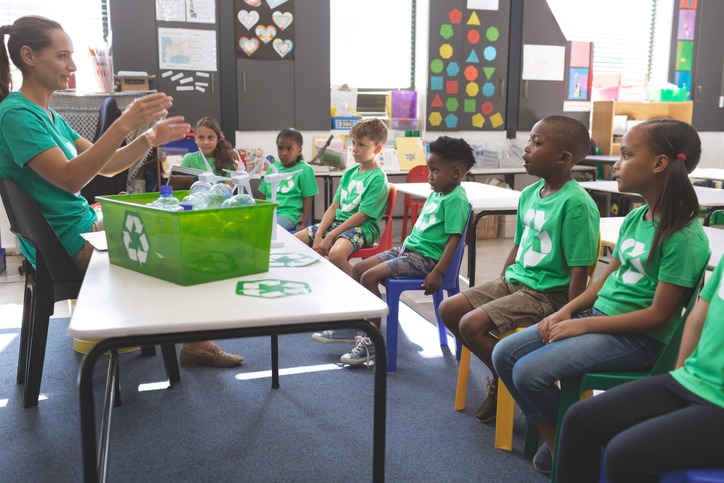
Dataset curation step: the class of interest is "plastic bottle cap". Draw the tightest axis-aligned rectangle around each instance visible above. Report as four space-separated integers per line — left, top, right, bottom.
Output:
160 185 173 196
180 202 193 211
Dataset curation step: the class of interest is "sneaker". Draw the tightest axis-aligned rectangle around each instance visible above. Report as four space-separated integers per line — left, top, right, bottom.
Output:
475 377 497 423
340 336 375 365
533 443 553 475
312 329 357 344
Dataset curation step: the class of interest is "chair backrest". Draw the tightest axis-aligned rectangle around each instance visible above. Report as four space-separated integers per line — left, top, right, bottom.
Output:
406 165 430 183
585 234 602 286
377 184 398 248
649 252 710 375
0 178 82 284
92 97 123 143
441 203 473 285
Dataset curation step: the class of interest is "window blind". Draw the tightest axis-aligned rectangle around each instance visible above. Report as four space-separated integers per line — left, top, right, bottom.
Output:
0 1 109 92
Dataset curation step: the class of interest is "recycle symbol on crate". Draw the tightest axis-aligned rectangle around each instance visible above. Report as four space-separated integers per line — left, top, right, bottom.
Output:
236 279 311 298
122 212 149 264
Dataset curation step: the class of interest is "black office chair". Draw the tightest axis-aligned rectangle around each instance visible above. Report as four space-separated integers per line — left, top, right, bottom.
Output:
0 178 179 408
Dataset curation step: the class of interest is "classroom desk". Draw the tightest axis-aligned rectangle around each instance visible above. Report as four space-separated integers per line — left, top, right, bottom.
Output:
69 229 389 483
579 155 619 180
690 168 724 185
393 181 521 286
599 216 723 270
578 180 724 225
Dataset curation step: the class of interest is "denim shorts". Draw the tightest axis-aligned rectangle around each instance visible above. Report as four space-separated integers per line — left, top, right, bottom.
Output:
376 247 438 279
305 220 367 252
462 276 569 335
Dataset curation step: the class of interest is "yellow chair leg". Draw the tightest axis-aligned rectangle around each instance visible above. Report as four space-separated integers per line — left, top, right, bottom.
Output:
494 380 515 451
455 347 472 411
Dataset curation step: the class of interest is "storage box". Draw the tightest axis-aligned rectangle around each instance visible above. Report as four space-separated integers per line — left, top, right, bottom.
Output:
97 192 276 286
389 118 419 130
475 214 499 240
331 116 362 130
117 71 155 91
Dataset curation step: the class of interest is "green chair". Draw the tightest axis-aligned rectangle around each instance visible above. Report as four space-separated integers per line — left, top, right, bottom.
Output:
550 254 710 480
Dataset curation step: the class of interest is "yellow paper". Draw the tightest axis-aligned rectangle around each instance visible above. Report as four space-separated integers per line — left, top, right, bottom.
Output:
396 137 426 171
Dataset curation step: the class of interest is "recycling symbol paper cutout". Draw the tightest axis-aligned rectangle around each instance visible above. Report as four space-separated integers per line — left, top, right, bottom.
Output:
122 212 149 264
236 279 311 298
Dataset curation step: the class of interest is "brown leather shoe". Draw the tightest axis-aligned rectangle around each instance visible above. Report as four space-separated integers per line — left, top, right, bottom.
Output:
179 346 244 368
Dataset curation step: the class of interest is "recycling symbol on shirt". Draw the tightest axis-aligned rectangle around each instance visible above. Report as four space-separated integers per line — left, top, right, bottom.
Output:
235 279 311 298
618 238 646 284
414 201 439 231
122 212 149 264
278 178 295 194
340 180 365 212
516 209 551 267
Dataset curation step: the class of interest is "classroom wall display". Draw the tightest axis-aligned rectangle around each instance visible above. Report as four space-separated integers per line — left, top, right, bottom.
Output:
426 0 510 131
235 0 295 60
155 0 216 24
566 41 592 101
160 69 214 93
673 1 697 97
158 28 218 71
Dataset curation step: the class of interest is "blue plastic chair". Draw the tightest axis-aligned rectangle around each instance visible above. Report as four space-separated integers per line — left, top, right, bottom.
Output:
381 203 472 372
660 470 724 483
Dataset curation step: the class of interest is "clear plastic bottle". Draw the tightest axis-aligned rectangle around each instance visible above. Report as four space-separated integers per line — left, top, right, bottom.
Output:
147 185 182 211
207 183 233 207
221 193 256 208
189 173 215 195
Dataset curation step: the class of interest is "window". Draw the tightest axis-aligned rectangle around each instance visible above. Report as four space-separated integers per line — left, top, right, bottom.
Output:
547 0 662 83
330 0 415 115
0 1 110 93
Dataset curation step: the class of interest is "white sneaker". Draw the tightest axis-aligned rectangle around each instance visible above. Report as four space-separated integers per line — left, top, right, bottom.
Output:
311 329 357 344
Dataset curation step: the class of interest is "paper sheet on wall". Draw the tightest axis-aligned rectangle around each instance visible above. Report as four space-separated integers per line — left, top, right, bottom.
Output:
158 28 217 71
395 137 426 171
156 0 186 21
186 0 216 24
522 45 565 81
467 0 499 10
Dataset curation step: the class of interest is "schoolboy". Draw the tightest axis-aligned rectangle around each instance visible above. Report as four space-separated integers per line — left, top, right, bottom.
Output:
316 136 475 365
438 115 600 423
294 118 390 277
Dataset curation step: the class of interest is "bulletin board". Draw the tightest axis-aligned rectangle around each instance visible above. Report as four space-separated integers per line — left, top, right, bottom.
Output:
235 0 295 60
426 0 510 131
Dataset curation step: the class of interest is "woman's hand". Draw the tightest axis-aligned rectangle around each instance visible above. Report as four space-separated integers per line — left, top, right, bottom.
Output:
117 93 175 132
145 116 191 147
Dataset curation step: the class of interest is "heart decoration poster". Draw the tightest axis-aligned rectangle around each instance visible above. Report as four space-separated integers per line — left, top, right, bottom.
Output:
236 0 295 60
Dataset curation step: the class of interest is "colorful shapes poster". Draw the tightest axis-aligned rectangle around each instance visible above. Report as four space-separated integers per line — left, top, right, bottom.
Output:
426 0 509 131
235 0 294 60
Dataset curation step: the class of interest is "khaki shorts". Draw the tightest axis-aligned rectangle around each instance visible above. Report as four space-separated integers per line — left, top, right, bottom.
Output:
462 276 568 335
74 219 105 274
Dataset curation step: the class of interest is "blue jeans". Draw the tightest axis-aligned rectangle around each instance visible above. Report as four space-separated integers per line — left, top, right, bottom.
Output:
277 215 297 231
491 308 663 423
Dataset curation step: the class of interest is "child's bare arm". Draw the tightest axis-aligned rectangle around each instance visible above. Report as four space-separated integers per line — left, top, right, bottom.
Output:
675 298 708 369
500 244 519 277
299 196 313 230
567 265 589 301
422 234 461 295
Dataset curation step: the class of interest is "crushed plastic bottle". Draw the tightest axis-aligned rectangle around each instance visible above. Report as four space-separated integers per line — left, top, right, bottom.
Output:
189 172 215 195
147 185 182 211
221 193 256 208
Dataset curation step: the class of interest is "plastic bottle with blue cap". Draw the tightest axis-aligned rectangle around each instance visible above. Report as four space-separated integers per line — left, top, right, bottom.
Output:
147 185 182 211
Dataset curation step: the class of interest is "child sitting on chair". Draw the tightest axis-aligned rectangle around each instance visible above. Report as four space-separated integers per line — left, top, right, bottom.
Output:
294 118 389 276
321 136 474 366
258 128 318 232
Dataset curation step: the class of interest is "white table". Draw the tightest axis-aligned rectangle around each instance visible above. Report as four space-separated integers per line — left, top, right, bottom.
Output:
599 217 723 270
690 168 724 184
394 181 521 286
579 180 724 225
70 229 389 482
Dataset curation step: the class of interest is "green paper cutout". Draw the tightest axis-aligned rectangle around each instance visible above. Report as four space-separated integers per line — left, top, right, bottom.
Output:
483 67 496 80
430 59 444 74
464 99 477 113
439 24 454 40
445 97 459 112
236 279 311 298
486 26 500 42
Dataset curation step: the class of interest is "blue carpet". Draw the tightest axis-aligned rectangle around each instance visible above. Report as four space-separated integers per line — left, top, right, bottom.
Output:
0 316 548 482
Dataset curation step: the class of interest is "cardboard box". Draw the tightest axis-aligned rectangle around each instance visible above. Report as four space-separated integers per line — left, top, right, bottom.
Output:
117 71 154 91
98 192 276 285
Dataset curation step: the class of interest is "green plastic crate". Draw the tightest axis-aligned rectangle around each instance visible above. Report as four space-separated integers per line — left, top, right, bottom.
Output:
97 191 276 286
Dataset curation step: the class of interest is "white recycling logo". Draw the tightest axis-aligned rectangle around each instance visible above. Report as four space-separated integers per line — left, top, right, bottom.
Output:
279 178 295 194
415 201 438 231
516 209 551 267
340 180 365 212
122 212 149 265
618 238 646 284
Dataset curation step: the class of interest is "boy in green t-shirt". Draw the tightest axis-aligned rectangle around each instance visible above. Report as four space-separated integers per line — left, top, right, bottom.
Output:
294 118 389 276
439 115 600 423
315 136 475 365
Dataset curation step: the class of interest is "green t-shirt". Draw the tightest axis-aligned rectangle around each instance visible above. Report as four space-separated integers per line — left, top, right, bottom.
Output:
594 205 709 343
258 160 319 224
0 92 96 266
403 185 469 260
180 151 230 178
671 256 724 409
332 165 389 245
505 179 600 293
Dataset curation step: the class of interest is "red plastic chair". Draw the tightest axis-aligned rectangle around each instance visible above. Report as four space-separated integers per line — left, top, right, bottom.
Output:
348 185 397 260
400 165 430 243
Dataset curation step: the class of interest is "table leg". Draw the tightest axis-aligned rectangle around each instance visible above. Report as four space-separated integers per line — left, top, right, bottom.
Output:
271 334 279 389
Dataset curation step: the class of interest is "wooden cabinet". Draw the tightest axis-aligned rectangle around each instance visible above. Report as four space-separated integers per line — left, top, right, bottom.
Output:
590 101 693 156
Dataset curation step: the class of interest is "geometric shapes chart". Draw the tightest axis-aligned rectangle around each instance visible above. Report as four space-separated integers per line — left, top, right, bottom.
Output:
467 29 481 45
483 66 496 80
446 80 459 95
481 100 494 115
465 82 479 97
482 82 495 97
449 8 463 24
490 112 504 129
430 59 444 73
428 111 443 127
471 113 485 128
444 113 459 128
446 62 460 77
431 94 444 107
430 76 444 90
445 97 459 112
486 26 500 42
483 46 497 61
440 43 454 59
467 11 481 26
466 49 480 63
439 24 454 40
464 65 478 82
